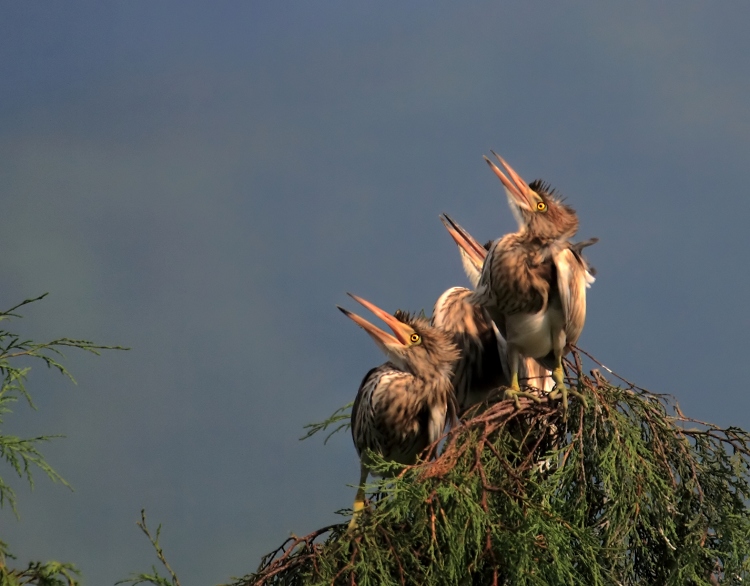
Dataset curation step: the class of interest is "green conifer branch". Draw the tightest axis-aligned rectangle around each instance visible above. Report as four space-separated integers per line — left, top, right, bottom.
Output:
235 352 750 586
117 510 182 586
0 294 124 583
300 402 353 444
0 294 127 514
0 559 80 586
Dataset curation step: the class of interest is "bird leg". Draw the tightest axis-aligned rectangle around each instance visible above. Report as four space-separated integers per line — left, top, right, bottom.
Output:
504 346 542 409
547 356 587 415
348 463 369 531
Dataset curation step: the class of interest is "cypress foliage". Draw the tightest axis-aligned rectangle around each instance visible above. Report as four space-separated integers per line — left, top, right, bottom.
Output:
232 351 750 586
0 294 124 586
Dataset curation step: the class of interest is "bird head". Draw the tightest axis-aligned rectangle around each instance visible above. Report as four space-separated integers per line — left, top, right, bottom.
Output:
439 214 487 288
484 151 579 241
338 293 459 378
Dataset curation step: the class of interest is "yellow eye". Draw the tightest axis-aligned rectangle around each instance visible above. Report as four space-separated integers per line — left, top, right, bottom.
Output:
536 201 547 212
409 333 421 344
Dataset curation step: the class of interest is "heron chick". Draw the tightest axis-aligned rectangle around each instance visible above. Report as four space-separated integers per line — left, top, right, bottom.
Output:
338 293 459 529
474 152 595 413
434 214 554 414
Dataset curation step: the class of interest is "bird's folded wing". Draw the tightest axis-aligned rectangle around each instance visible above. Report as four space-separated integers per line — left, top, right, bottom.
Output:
489 318 511 383
554 247 588 346
478 238 547 318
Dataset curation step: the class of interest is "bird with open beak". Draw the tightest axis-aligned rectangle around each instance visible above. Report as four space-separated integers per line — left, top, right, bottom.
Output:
433 214 555 414
338 293 459 529
473 152 596 413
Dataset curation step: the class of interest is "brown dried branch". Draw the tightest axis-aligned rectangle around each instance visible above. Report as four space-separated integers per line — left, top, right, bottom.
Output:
236 524 344 586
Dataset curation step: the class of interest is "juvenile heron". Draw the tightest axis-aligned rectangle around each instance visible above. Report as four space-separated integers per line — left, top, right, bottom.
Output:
338 293 459 529
433 214 554 413
475 152 595 412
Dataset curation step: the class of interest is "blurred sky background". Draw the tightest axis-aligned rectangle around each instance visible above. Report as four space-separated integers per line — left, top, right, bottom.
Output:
2 2 750 584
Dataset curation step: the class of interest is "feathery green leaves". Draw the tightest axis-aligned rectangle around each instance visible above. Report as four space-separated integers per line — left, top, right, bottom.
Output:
238 356 750 586
300 402 352 444
0 293 127 515
0 294 125 584
117 510 182 586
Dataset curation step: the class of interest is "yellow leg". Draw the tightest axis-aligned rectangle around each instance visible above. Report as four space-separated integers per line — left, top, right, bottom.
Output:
503 352 542 409
348 463 369 531
548 359 587 415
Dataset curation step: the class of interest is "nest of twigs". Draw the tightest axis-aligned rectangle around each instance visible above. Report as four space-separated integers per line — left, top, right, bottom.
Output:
230 350 750 586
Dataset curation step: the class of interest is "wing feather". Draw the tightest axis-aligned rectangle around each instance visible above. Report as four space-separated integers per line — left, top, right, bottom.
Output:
554 247 588 346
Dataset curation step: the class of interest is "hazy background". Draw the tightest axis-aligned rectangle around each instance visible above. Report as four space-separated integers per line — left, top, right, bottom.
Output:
2 3 749 584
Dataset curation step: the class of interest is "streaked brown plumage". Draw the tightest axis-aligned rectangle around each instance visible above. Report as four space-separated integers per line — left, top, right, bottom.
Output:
474 152 595 411
434 214 554 414
432 285 508 412
338 293 459 529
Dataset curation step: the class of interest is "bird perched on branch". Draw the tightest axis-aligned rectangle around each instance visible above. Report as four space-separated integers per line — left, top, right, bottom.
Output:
474 152 596 412
338 293 459 529
433 214 554 414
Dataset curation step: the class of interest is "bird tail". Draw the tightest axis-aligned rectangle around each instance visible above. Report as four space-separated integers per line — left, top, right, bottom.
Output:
522 357 555 394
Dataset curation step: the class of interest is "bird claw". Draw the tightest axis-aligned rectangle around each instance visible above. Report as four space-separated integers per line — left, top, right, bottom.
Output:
504 387 542 409
548 383 587 416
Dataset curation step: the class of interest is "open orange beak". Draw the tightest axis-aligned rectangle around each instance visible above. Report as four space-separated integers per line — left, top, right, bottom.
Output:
337 293 413 349
440 214 487 268
483 151 536 211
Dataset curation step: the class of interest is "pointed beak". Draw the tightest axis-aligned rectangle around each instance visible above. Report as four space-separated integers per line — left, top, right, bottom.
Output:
440 214 487 267
338 293 413 348
483 151 536 211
